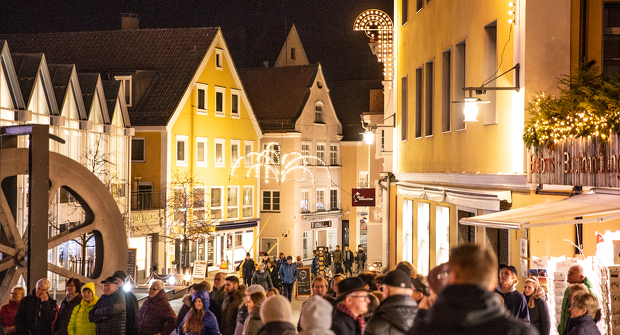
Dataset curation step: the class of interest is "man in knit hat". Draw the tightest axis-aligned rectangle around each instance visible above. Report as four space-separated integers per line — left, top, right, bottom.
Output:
331 277 368 335
364 270 418 335
257 295 296 335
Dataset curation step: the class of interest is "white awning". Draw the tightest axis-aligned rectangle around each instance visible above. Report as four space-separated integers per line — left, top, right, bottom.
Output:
459 188 620 230
396 182 511 211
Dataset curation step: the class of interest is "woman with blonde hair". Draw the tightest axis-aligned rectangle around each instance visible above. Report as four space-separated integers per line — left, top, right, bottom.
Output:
566 291 600 335
242 292 266 335
523 277 550 335
0 286 25 334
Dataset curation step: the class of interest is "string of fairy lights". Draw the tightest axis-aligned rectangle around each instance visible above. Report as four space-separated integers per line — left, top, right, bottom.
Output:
354 9 394 81
523 92 620 147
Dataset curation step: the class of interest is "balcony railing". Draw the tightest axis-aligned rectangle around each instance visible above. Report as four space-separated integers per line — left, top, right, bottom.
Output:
131 189 166 211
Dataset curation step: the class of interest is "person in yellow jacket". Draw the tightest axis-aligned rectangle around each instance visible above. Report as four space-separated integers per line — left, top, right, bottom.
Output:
67 282 99 335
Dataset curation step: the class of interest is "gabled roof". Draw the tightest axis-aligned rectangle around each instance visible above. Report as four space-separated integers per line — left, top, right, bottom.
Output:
10 53 41 104
47 63 87 120
239 65 318 131
102 80 131 127
0 28 219 126
0 41 26 110
78 73 110 124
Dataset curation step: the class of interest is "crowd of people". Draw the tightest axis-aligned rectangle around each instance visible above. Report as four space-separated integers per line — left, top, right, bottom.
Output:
0 243 603 335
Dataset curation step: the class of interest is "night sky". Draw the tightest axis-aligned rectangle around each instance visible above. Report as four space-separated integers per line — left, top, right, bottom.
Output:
1 0 393 82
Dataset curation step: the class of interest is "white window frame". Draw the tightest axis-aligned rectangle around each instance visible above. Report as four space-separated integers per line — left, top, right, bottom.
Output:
301 189 310 213
115 75 132 107
227 186 239 220
231 89 240 118
131 137 145 163
262 190 280 211
214 86 226 116
215 49 224 70
196 137 207 167
244 140 254 167
316 189 325 211
215 138 225 167
193 186 206 222
316 143 326 164
230 139 241 167
315 101 325 123
329 143 339 165
330 188 338 210
243 186 254 218
359 171 370 188
176 135 188 166
196 83 208 114
263 143 280 164
211 186 223 220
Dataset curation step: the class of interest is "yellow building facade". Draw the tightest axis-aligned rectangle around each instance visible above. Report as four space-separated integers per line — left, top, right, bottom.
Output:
392 0 620 287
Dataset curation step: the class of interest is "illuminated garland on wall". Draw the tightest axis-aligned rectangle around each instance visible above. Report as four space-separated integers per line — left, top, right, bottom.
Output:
523 66 620 148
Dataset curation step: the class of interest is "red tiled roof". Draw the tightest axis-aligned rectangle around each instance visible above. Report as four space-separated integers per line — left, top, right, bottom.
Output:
0 28 219 126
239 65 318 131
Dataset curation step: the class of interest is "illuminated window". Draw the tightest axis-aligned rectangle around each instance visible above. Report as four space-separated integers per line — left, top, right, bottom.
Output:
227 186 239 219
316 143 325 163
244 141 254 167
215 138 225 167
315 102 325 123
176 135 188 166
196 137 207 167
243 186 253 218
301 190 309 212
211 187 222 220
316 189 325 211
230 140 240 166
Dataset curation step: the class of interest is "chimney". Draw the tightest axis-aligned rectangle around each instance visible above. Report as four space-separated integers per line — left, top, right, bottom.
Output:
121 13 139 30
263 61 269 68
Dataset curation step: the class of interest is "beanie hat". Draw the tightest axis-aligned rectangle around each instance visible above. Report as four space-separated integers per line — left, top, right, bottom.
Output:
260 295 292 324
337 277 367 300
300 296 335 332
395 264 412 276
246 284 266 295
383 270 412 288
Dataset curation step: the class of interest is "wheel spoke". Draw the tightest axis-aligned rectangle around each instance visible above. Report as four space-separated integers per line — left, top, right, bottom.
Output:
0 189 23 249
48 225 93 249
0 245 17 257
48 263 91 283
0 257 15 273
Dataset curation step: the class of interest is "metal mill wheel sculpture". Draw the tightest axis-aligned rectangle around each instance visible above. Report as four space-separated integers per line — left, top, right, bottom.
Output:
0 148 127 304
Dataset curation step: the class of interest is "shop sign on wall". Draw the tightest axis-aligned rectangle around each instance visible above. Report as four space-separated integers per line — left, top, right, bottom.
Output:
311 221 331 229
132 210 160 224
352 188 376 207
527 133 620 187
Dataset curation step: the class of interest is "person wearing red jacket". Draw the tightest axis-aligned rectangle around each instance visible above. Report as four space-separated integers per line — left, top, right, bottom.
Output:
0 287 25 334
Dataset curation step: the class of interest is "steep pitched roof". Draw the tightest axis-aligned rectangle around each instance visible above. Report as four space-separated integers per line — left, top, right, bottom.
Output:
0 28 219 126
239 65 318 131
10 53 42 104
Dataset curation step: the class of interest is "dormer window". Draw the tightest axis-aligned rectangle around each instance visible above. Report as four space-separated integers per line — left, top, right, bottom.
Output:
315 102 324 123
115 75 132 107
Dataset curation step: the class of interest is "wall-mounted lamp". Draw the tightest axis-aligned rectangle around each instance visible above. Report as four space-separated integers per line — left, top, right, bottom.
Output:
360 114 395 145
508 1 517 25
452 63 520 122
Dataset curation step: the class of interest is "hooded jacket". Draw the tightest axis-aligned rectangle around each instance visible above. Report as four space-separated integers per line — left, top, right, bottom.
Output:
363 294 418 335
177 290 220 335
251 271 273 292
525 294 550 335
566 314 600 335
408 285 537 335
16 289 58 335
299 296 335 335
68 283 99 335
89 287 126 335
558 277 596 334
278 263 298 285
137 288 177 335
55 292 82 335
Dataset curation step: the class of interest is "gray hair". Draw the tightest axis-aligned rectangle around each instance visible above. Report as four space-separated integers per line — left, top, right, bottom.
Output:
36 278 50 289
151 279 164 290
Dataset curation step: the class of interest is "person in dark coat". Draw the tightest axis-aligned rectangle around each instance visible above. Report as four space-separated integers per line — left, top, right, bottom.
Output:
409 244 536 335
332 246 343 274
496 264 530 322
241 254 256 287
89 276 126 335
364 270 417 335
278 256 298 302
523 277 550 335
311 251 319 277
221 277 243 335
565 291 601 335
331 277 368 335
343 246 355 277
208 273 226 327
177 290 220 335
113 271 138 335
355 246 366 273
275 254 286 271
267 261 281 292
251 263 274 291
16 278 58 335
257 295 296 335
54 278 82 335
137 280 176 335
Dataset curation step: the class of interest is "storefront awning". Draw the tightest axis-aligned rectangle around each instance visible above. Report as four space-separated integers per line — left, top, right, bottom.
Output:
396 182 511 211
459 188 620 229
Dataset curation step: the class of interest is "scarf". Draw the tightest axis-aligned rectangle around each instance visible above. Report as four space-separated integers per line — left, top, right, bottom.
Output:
337 302 365 333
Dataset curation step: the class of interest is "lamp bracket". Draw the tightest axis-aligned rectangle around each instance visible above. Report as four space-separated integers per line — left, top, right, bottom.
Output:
463 63 520 93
